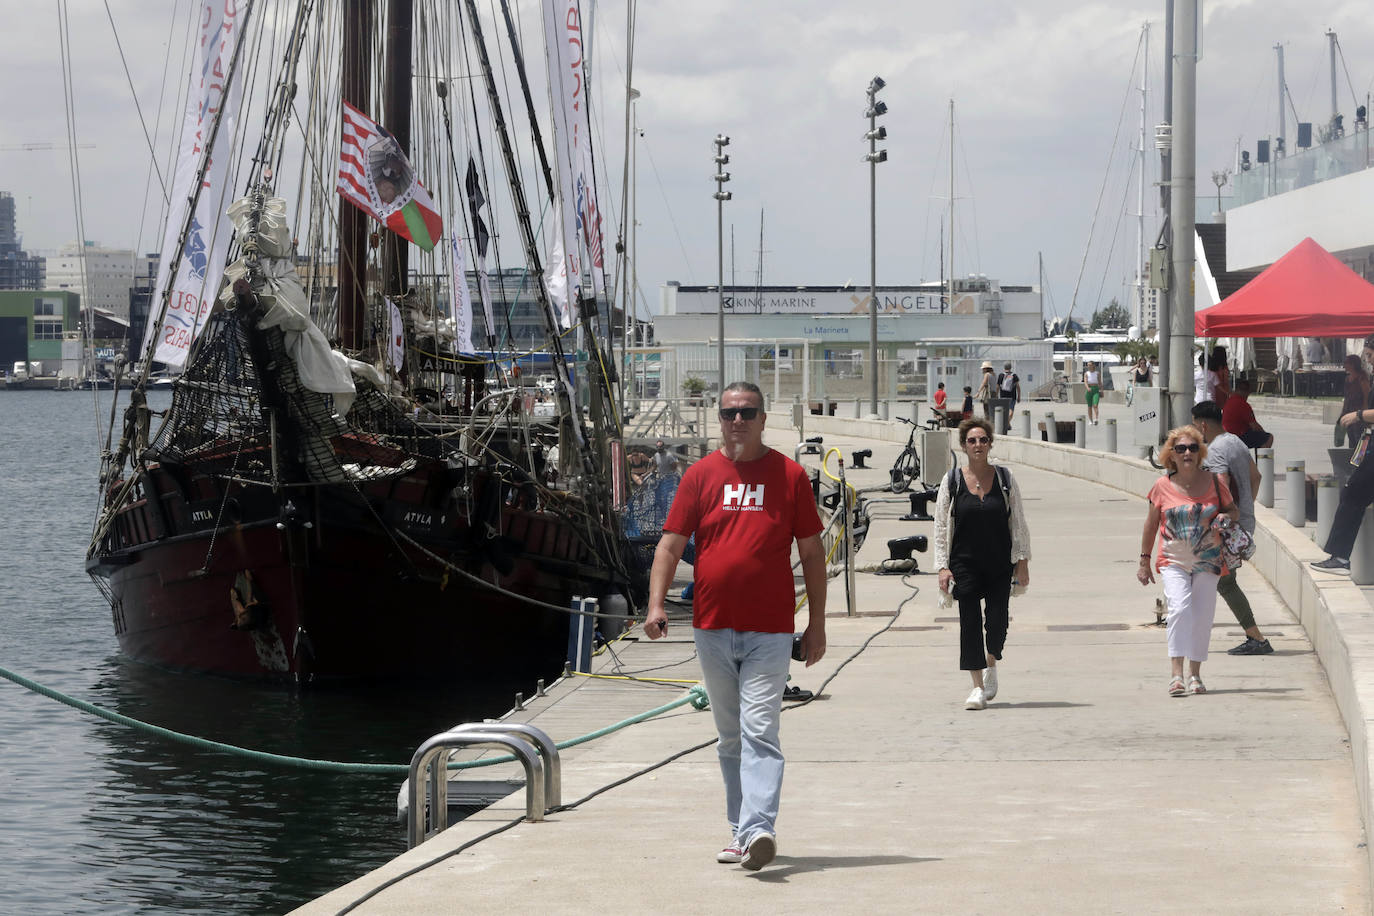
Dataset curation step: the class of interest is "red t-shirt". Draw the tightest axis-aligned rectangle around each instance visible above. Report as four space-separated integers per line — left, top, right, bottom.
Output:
934 388 947 409
1221 395 1257 437
662 448 823 632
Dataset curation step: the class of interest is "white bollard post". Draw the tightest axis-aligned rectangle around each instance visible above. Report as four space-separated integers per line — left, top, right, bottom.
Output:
1105 418 1118 454
994 405 1006 437
1285 461 1306 527
1044 411 1055 443
1075 416 1087 448
854 397 863 419
880 400 889 420
1353 507 1374 585
1019 409 1031 438
1257 448 1275 508
1316 476 1340 549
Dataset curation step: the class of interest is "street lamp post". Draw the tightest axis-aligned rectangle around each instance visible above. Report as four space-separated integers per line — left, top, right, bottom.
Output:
864 78 888 417
713 135 732 394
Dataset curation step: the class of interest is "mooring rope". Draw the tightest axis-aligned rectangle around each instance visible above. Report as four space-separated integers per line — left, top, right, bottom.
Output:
0 663 707 774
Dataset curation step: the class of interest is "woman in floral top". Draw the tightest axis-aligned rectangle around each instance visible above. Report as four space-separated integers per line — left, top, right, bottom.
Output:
1137 424 1238 697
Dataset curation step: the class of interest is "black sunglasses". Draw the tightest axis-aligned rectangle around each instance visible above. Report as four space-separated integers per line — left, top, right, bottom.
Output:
1172 442 1200 454
719 407 760 421
964 435 990 445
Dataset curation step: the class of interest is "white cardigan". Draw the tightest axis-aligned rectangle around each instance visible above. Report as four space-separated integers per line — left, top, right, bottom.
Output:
932 463 1033 572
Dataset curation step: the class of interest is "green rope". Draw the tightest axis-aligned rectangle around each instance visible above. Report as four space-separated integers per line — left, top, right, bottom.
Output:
0 663 707 775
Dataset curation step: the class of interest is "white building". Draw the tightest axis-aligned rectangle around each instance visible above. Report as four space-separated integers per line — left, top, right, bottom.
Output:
42 242 136 319
649 277 1054 406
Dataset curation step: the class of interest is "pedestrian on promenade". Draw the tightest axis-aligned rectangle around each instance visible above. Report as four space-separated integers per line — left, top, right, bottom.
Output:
1312 337 1374 574
1221 378 1274 449
1210 345 1231 407
645 380 826 872
652 439 679 477
1339 354 1371 448
976 361 995 420
933 417 1032 711
1194 352 1219 406
1192 400 1272 655
1082 361 1103 425
1138 425 1239 696
961 385 974 420
933 382 948 425
1133 357 1152 386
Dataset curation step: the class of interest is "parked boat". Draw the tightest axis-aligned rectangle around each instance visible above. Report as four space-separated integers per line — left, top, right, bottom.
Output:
86 0 637 682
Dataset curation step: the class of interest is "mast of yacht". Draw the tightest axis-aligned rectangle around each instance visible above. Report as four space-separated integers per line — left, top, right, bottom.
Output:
337 0 371 351
947 99 955 312
1135 22 1148 331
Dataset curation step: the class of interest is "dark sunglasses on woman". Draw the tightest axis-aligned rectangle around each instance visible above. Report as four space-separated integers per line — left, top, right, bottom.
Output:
719 407 760 421
1172 442 1200 453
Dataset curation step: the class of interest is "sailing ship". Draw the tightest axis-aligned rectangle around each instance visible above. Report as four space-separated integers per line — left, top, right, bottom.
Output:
85 0 639 681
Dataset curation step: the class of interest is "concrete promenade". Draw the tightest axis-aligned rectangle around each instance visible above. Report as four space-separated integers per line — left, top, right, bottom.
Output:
296 403 1372 915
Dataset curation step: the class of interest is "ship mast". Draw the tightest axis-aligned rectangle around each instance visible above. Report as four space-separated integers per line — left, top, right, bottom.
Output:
381 0 413 300
337 0 371 350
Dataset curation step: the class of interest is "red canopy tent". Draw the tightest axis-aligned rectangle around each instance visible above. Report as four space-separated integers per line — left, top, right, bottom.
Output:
1195 237 1374 337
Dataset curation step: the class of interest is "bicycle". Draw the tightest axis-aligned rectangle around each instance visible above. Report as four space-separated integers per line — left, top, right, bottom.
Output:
889 416 922 492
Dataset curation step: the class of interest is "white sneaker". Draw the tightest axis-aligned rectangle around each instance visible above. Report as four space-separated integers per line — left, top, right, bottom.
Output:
982 667 998 701
716 838 743 864
965 687 987 710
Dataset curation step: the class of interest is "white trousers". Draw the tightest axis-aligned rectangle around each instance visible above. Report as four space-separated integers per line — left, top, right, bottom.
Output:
1160 565 1220 662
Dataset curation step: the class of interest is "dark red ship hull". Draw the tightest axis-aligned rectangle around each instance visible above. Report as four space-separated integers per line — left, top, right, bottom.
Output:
87 462 619 682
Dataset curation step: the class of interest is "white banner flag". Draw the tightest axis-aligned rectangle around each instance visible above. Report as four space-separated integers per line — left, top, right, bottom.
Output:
142 0 245 367
450 236 475 355
387 298 405 372
542 0 589 329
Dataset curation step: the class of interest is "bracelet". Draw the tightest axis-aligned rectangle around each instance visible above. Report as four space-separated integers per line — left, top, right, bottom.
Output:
1140 553 1150 558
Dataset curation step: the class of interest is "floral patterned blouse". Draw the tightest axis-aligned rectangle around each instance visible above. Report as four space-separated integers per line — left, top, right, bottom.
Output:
1147 473 1233 576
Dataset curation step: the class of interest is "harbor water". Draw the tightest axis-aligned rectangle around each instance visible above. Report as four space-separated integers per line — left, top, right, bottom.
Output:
0 389 535 914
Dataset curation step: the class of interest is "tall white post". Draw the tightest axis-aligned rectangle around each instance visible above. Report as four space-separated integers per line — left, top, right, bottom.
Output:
1167 0 1198 431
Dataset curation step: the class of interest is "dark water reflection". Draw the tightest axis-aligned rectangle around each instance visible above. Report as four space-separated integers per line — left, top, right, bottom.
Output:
0 390 537 913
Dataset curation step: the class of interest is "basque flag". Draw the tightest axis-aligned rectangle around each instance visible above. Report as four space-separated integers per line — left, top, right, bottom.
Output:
337 101 443 251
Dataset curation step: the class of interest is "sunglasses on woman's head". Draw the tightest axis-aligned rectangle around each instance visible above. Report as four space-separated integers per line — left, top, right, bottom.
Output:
1173 442 1200 453
719 407 760 421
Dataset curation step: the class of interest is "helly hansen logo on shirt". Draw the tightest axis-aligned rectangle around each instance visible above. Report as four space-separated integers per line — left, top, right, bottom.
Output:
722 483 765 511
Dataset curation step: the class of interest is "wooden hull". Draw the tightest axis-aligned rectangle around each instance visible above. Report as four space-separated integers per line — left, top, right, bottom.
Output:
88 463 620 682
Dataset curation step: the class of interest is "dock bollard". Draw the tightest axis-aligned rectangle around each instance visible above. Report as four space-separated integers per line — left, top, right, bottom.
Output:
1045 411 1056 443
1284 461 1306 528
1257 448 1275 508
1075 416 1086 448
1316 477 1339 549
994 405 1006 436
1353 506 1374 586
1019 409 1031 438
854 397 863 419
1104 418 1117 453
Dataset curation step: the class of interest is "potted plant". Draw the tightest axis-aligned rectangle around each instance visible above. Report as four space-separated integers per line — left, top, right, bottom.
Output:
682 375 706 404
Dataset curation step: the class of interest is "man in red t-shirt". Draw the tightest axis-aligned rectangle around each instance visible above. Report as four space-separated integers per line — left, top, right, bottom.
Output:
646 381 826 872
1221 378 1273 449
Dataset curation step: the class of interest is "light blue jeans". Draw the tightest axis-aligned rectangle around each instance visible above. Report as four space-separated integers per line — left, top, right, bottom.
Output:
694 627 792 845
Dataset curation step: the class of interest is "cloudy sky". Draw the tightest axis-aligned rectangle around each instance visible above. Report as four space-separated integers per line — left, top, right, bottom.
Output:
5 0 1372 324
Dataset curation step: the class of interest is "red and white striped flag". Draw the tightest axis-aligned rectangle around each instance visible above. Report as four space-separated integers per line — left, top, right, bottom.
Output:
338 101 443 251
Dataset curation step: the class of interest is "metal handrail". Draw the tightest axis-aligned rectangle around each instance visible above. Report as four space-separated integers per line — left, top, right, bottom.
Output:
407 731 545 848
450 722 562 809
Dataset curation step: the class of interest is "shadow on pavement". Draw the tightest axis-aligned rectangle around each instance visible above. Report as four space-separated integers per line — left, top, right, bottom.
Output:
751 854 939 882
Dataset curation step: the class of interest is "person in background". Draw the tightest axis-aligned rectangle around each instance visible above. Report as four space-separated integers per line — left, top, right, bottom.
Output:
1192 400 1272 655
1340 354 1371 448
933 382 948 425
1209 346 1231 407
1194 351 1218 406
1306 337 1328 367
997 363 1021 406
652 439 680 477
933 418 1032 711
961 385 974 420
975 361 995 420
1137 425 1238 696
1312 337 1374 573
1082 361 1102 425
645 381 826 872
1133 357 1151 386
1221 378 1274 449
